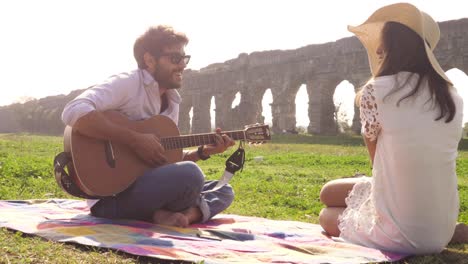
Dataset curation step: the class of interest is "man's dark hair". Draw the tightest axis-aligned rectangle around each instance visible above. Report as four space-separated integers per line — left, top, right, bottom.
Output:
133 25 189 69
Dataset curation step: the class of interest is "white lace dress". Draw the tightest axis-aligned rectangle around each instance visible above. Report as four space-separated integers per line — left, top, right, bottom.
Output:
338 72 463 254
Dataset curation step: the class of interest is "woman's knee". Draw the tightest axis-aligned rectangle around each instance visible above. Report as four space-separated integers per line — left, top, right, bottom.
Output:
318 208 328 227
319 181 336 205
320 178 357 207
319 207 343 237
318 208 334 235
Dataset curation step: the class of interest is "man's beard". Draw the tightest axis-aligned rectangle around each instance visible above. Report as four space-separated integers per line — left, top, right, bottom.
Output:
152 69 182 90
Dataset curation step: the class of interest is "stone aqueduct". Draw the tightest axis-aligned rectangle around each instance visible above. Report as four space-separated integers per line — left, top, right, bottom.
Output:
177 18 468 135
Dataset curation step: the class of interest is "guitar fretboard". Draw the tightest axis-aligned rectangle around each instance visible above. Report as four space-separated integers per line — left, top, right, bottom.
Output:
161 131 246 150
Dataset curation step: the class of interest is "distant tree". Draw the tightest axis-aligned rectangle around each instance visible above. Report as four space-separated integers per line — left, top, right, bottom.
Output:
334 102 352 134
0 88 86 135
13 96 36 104
296 126 307 134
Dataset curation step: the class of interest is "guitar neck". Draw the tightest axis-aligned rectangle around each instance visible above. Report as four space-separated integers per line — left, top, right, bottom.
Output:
161 130 246 150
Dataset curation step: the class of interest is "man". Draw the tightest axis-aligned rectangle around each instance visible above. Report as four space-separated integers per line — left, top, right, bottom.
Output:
61 25 235 227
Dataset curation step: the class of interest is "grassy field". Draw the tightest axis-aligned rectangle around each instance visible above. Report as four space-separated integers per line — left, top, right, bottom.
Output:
0 133 467 263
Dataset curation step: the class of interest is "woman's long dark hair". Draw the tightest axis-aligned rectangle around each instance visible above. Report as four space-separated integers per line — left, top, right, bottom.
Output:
375 22 456 123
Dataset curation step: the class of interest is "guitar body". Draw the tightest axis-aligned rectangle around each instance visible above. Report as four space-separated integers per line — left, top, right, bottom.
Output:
64 111 183 197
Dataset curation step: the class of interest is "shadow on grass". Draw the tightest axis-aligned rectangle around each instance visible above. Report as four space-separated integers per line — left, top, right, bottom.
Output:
383 243 468 264
271 134 468 151
457 138 468 151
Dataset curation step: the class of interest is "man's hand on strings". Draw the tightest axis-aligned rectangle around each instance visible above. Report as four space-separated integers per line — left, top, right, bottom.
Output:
131 132 167 166
204 128 235 155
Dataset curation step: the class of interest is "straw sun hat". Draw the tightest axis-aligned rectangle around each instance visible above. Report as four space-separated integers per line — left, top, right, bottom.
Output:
348 2 452 85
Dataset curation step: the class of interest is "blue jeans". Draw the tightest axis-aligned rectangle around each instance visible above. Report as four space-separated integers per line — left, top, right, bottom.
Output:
90 161 234 223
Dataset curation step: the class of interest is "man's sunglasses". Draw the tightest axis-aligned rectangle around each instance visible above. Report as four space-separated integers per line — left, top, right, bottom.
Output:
159 53 191 65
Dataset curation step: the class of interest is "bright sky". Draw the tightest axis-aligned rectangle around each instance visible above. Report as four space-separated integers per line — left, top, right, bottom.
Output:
1 0 467 126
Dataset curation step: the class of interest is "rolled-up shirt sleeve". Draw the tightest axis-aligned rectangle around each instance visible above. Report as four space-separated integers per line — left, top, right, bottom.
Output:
61 98 96 126
61 74 133 126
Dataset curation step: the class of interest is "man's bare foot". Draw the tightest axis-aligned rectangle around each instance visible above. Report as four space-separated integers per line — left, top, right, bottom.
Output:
183 206 202 223
450 223 468 244
153 209 189 228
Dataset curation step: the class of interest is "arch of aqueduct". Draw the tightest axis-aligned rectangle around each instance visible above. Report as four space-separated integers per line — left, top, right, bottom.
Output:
178 19 468 135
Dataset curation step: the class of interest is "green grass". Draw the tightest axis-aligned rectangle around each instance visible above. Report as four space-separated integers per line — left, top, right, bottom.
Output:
0 133 467 263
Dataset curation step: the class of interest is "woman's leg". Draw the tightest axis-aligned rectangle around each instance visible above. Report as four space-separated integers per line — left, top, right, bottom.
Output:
319 207 346 237
319 177 363 236
320 178 468 243
319 177 361 207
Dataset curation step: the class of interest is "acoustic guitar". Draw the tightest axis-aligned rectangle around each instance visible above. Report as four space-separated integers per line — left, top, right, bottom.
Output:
63 111 271 197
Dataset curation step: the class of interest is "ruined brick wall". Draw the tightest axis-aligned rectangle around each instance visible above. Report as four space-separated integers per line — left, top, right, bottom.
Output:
178 19 468 134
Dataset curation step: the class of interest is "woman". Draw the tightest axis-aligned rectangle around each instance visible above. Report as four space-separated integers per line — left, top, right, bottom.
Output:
318 3 466 254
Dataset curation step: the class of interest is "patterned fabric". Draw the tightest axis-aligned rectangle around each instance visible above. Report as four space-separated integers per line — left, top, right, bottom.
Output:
0 199 406 264
359 83 381 141
338 177 376 239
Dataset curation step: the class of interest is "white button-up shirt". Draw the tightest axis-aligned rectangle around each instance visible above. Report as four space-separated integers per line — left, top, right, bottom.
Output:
62 69 181 126
61 69 183 207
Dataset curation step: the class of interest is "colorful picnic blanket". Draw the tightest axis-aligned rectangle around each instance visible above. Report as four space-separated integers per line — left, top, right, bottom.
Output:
0 199 406 263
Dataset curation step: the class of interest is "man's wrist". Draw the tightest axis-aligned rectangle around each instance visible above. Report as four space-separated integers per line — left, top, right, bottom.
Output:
197 145 211 160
